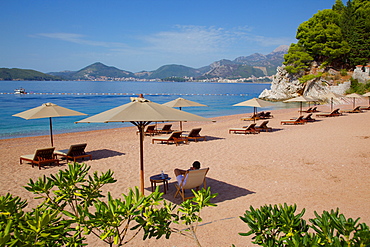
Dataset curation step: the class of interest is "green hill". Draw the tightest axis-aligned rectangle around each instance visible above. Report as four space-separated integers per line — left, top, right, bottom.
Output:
0 68 62 81
145 64 202 79
49 62 135 80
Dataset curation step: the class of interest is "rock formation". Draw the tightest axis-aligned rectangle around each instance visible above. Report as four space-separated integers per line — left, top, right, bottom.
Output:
259 65 351 101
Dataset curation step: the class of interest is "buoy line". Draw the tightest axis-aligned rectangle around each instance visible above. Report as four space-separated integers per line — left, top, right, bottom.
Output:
1 92 249 96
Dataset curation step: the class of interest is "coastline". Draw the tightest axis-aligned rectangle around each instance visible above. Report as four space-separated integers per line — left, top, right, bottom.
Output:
1 102 369 246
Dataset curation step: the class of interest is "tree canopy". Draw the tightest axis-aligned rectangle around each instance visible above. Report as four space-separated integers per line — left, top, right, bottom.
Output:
284 0 370 73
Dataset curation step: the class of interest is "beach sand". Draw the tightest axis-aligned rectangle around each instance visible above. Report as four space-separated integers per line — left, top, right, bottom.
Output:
1 101 369 246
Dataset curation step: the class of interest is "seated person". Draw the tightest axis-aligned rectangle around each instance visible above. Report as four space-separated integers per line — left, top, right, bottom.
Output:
174 161 201 185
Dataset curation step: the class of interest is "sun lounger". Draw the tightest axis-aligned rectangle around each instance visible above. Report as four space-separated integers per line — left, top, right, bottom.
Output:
138 125 158 136
20 147 59 169
174 168 209 201
157 124 173 134
229 123 260 134
255 120 272 132
301 107 312 113
241 114 260 121
260 112 273 119
281 116 305 125
310 107 319 112
291 114 315 122
341 106 363 113
54 143 92 163
182 128 206 142
152 131 188 146
316 109 342 117
360 106 370 110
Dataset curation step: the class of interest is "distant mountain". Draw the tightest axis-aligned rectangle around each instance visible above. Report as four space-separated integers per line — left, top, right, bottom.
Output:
233 45 289 75
0 68 62 81
138 64 203 79
44 45 289 81
49 62 134 80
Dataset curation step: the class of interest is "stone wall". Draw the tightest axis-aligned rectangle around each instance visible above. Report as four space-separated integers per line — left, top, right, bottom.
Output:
352 65 370 83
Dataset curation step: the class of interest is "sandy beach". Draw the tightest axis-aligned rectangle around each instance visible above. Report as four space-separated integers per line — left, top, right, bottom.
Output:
1 101 369 246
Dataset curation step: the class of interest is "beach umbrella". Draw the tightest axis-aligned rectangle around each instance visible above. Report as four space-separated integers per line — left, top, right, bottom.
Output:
322 92 344 111
362 92 370 107
283 96 314 115
233 98 274 123
76 97 212 194
163 97 208 130
345 93 363 108
12 102 87 146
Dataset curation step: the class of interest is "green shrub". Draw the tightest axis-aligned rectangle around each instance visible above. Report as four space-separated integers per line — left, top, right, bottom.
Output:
299 73 322 84
340 69 348 76
347 78 370 94
239 204 370 246
1 163 217 246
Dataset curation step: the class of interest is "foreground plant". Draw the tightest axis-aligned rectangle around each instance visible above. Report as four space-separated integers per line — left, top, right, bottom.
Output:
0 162 217 246
239 203 370 246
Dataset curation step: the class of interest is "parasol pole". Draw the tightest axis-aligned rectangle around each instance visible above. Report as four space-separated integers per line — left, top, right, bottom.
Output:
49 117 54 147
132 121 148 195
254 107 257 123
179 107 183 130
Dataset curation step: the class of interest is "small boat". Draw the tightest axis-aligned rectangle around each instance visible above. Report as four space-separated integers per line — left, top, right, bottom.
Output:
14 88 27 94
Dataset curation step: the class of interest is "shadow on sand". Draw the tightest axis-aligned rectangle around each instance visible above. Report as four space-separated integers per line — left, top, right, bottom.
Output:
85 149 125 160
145 177 255 204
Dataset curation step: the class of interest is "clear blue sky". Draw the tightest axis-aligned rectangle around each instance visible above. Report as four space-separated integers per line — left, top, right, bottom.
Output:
0 0 336 73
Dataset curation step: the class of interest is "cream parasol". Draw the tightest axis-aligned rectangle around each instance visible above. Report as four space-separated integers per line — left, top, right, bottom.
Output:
362 92 370 107
322 92 344 111
345 93 364 108
233 98 274 123
283 96 315 115
76 97 212 194
163 97 208 130
13 102 87 146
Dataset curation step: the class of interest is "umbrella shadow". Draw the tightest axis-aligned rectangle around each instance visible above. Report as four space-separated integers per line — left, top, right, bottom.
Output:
146 177 255 204
85 149 126 160
203 136 225 141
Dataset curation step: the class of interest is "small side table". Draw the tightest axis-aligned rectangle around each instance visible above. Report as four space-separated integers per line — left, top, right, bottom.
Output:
150 174 171 194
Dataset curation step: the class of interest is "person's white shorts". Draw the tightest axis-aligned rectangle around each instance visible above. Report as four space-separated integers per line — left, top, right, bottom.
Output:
176 174 187 185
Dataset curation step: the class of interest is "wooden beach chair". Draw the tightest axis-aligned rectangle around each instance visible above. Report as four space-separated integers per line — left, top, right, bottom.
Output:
54 143 92 163
281 116 305 125
255 120 272 132
141 125 158 136
151 131 188 146
341 106 363 113
302 113 316 122
291 114 315 123
316 109 342 117
301 107 312 113
174 168 209 201
229 123 260 134
182 128 206 142
157 124 173 134
20 147 59 170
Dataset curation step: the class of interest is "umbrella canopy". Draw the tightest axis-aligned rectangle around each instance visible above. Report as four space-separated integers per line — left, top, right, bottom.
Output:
163 97 208 130
76 99 212 194
233 98 274 123
13 102 87 146
163 97 207 108
284 96 314 115
363 92 370 106
345 93 363 108
322 92 344 111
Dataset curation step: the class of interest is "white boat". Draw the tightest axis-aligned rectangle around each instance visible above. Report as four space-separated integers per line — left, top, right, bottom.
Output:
14 88 27 94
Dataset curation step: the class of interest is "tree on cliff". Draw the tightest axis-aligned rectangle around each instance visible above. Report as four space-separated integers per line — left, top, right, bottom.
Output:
284 0 370 73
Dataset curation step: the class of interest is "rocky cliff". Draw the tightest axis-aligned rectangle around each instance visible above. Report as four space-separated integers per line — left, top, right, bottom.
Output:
259 64 351 101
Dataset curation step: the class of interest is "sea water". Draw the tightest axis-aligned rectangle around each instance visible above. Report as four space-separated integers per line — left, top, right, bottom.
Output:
0 80 291 139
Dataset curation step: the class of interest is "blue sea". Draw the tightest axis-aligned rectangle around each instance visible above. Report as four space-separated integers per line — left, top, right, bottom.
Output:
0 80 292 140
